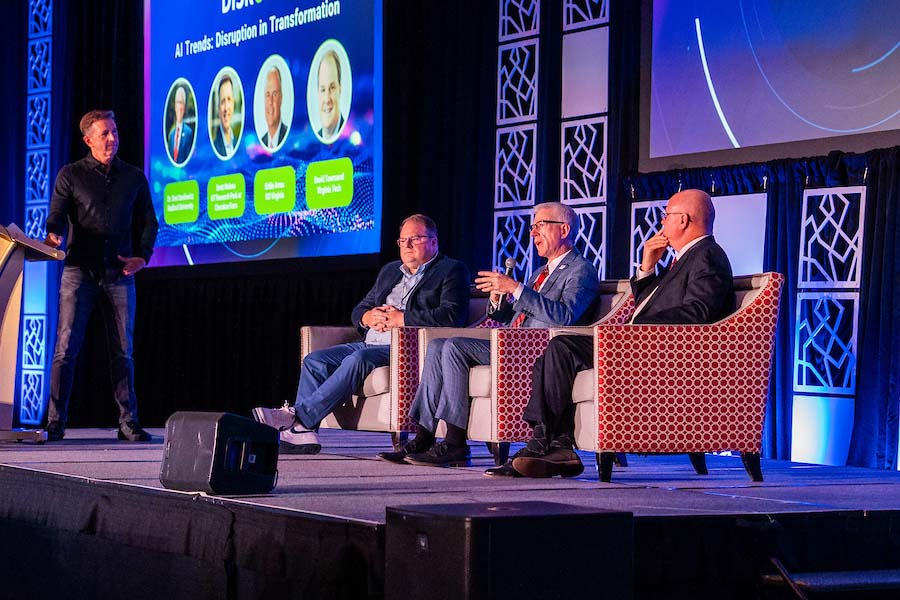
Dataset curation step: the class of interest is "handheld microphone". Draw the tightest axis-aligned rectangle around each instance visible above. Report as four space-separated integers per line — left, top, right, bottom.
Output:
504 257 517 277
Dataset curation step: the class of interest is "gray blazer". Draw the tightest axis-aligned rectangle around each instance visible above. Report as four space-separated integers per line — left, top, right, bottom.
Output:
488 250 600 328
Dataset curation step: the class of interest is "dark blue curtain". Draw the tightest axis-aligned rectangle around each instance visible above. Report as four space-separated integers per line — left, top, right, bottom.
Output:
626 149 900 469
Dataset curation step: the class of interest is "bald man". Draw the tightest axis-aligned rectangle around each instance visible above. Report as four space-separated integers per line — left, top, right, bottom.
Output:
489 189 735 478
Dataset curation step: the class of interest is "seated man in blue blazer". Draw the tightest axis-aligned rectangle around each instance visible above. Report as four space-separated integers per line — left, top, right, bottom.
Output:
491 188 735 478
252 215 470 453
377 202 601 467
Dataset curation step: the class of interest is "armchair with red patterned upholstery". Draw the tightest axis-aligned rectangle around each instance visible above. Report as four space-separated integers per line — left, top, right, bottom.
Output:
569 272 784 482
419 278 635 465
301 289 489 449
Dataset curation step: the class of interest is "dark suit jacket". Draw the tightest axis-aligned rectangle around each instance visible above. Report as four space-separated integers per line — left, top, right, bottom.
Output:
213 126 237 157
631 236 734 324
488 250 600 328
168 123 193 164
351 254 470 333
261 122 288 147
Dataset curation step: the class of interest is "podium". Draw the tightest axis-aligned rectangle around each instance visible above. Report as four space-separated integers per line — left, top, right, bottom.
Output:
0 223 65 442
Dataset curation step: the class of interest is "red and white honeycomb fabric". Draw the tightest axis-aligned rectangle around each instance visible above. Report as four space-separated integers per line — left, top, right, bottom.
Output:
491 328 552 441
593 272 784 453
392 326 422 432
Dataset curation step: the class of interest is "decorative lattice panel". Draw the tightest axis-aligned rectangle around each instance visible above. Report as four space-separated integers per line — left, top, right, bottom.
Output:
19 371 44 425
629 200 675 276
572 206 606 278
495 124 536 208
497 40 539 125
20 0 53 428
21 316 45 368
27 39 51 93
499 0 540 41
798 187 866 289
561 117 606 205
493 209 534 281
28 0 52 36
794 292 859 395
27 94 51 148
563 0 609 31
25 207 47 240
25 150 50 203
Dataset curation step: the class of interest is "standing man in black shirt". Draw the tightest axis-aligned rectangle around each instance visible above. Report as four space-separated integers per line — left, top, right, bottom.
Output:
43 110 159 442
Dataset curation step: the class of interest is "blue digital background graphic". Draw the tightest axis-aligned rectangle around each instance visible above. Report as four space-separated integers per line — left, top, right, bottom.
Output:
145 0 381 266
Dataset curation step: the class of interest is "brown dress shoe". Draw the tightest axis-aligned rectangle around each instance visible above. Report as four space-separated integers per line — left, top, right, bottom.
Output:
512 447 584 478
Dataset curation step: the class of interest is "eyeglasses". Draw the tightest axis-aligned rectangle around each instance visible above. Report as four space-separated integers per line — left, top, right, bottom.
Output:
660 211 690 221
396 235 434 247
529 220 565 232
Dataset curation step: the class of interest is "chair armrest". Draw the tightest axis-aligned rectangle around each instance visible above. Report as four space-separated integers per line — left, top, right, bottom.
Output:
419 326 493 345
391 326 422 432
300 326 363 363
491 328 552 441
549 327 593 338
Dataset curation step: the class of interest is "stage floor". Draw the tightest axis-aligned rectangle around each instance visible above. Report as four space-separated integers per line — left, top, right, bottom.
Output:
3 427 900 523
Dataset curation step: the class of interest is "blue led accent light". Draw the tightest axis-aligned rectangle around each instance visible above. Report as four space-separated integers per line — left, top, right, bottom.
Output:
18 0 54 426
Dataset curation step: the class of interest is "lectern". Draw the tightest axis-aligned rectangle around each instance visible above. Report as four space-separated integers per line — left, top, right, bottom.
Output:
0 223 65 442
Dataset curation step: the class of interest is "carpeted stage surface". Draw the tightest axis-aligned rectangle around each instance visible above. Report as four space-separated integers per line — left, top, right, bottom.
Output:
3 428 900 522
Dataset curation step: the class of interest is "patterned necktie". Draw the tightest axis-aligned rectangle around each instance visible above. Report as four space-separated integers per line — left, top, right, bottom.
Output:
174 127 180 161
511 268 550 328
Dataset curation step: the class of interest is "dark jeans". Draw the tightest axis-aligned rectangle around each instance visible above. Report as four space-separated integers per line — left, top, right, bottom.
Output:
47 266 138 427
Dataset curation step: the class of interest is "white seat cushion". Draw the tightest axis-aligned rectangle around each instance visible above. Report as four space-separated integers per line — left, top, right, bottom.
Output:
361 366 390 397
572 369 594 404
468 365 492 398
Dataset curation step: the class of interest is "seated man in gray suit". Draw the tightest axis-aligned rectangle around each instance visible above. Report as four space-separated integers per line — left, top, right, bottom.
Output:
251 214 470 454
490 188 735 478
377 202 600 467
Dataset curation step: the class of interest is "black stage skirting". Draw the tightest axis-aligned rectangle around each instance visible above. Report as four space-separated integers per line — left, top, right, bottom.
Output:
3 429 900 599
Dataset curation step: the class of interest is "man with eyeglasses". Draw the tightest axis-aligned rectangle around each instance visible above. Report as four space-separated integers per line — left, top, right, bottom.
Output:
490 189 734 478
377 202 600 467
252 215 469 453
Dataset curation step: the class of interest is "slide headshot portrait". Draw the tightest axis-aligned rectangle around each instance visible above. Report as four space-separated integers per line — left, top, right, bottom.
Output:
208 67 244 160
253 55 294 152
308 40 352 144
164 80 197 166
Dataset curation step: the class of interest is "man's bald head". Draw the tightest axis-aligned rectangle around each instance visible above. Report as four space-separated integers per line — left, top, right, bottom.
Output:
670 189 715 235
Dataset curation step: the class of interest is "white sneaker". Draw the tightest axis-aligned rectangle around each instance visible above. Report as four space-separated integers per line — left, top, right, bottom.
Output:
279 424 321 455
252 402 296 431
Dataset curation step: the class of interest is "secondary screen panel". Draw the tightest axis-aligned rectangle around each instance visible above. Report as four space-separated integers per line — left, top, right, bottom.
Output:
145 0 381 266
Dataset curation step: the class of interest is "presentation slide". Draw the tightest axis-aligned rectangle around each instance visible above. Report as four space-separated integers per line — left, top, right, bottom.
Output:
644 0 900 167
144 0 381 267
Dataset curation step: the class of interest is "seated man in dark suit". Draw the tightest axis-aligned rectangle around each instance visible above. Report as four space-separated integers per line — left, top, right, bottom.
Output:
489 188 735 478
252 215 470 453
377 202 601 467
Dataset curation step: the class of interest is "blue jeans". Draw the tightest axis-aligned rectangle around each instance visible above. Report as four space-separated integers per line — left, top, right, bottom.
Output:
410 337 490 432
293 342 391 428
47 266 138 427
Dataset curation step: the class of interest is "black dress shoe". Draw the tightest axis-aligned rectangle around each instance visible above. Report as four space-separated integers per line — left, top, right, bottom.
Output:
404 441 471 467
377 436 433 464
44 422 65 442
483 461 522 477
117 421 152 442
483 444 545 477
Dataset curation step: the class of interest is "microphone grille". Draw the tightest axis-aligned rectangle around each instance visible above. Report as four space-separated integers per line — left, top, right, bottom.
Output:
504 257 517 270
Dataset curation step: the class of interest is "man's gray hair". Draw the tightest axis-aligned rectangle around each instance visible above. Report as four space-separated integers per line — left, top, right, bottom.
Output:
534 202 578 243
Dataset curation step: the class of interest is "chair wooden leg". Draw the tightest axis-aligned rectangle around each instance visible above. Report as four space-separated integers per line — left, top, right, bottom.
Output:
614 453 628 467
741 451 763 482
391 432 409 452
486 442 510 466
688 452 708 475
597 452 615 482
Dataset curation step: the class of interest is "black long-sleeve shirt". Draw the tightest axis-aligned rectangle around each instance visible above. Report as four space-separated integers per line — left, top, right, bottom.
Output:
47 153 158 271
